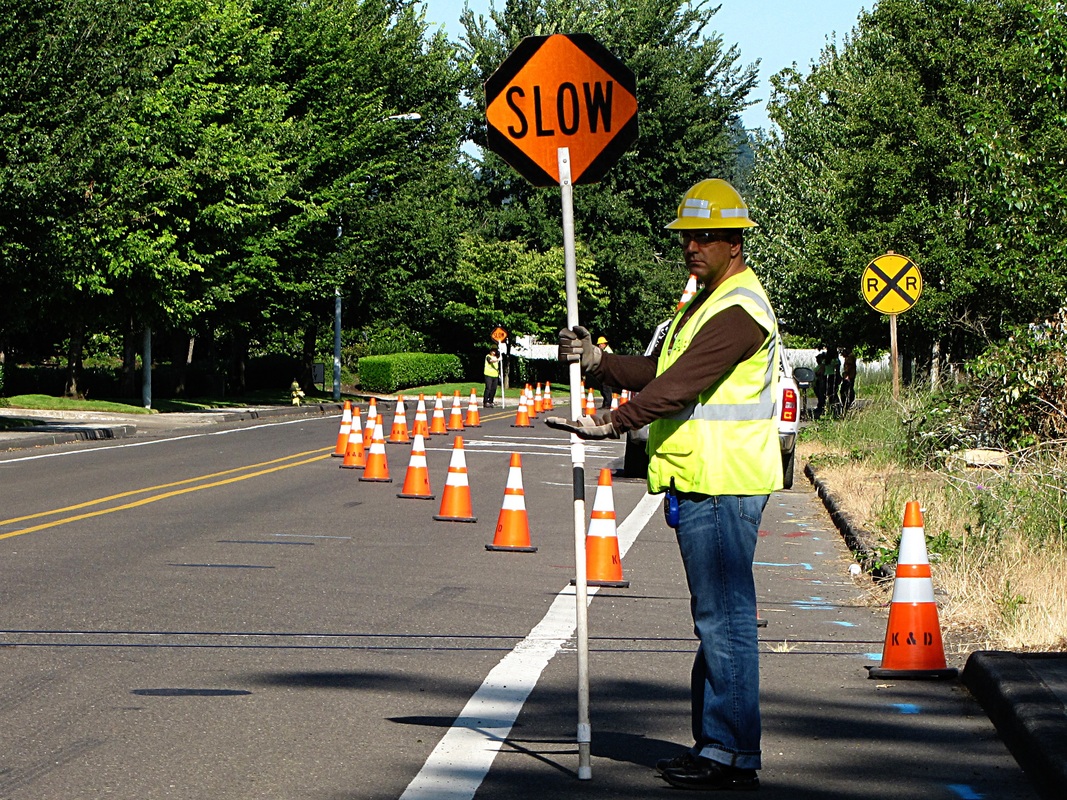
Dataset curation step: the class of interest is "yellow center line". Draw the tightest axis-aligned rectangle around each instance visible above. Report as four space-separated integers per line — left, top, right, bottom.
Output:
0 449 333 541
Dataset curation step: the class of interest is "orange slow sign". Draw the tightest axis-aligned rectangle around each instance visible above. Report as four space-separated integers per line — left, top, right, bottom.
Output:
485 34 638 187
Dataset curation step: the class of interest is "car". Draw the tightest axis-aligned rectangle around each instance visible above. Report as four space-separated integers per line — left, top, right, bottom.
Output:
622 326 802 490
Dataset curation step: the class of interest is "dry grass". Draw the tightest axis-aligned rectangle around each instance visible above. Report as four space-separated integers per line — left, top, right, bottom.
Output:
799 438 1067 654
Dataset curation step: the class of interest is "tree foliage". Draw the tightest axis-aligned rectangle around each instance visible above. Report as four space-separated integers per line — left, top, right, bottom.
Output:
751 0 1067 370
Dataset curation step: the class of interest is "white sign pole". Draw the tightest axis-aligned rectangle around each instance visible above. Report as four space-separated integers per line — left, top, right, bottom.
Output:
558 147 592 781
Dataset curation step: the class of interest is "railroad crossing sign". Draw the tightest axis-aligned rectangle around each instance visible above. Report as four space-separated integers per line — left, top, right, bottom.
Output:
484 33 638 187
862 252 922 315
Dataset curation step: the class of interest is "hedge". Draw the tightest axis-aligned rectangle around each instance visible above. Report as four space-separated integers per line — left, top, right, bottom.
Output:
358 352 463 393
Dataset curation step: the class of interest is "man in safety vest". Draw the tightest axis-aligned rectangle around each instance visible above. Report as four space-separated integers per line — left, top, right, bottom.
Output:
483 347 501 407
548 179 781 791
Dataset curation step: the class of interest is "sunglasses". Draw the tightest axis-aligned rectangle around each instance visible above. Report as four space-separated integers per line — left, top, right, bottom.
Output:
677 230 736 246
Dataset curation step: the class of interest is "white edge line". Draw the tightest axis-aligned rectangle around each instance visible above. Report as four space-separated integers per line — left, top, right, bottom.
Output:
400 491 661 799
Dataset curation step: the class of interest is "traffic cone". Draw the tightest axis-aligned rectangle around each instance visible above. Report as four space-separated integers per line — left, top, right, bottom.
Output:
448 390 465 431
465 388 481 427
582 468 629 588
363 398 378 450
486 453 537 552
584 388 597 416
533 383 544 414
677 272 699 309
525 384 537 417
433 436 477 523
866 501 957 680
430 392 448 435
511 392 532 427
397 434 434 499
388 396 410 444
359 419 392 483
333 400 352 457
620 390 630 405
610 393 619 411
339 407 366 469
543 382 554 411
412 394 429 438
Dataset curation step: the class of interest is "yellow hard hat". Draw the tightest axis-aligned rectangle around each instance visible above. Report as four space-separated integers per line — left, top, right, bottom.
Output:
596 336 608 345
665 179 757 230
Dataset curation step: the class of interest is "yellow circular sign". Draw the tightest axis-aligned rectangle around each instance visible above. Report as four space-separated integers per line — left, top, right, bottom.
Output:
861 253 922 315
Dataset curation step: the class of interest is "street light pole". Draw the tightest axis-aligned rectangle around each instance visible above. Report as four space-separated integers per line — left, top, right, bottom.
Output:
332 112 421 403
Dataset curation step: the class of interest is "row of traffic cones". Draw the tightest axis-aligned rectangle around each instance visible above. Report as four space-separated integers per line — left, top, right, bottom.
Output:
331 402 627 581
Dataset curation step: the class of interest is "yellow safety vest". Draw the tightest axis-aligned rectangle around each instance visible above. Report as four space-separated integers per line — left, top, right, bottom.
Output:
484 355 500 378
646 269 782 496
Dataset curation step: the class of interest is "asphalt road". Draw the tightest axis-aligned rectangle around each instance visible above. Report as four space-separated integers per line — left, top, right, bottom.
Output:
0 410 1040 799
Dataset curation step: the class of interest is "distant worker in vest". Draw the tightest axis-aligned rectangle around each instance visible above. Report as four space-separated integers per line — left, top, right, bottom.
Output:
547 179 780 792
483 347 500 407
596 335 614 407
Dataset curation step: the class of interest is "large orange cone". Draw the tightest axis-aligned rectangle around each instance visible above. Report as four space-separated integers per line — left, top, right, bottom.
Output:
543 382 554 411
363 398 379 450
433 436 477 523
582 468 629 588
333 400 353 457
397 434 434 499
533 383 544 414
339 407 366 469
448 390 465 431
465 388 481 427
429 392 448 435
867 501 957 680
359 419 392 483
525 384 537 417
511 392 532 427
486 453 537 552
411 394 429 437
388 396 410 444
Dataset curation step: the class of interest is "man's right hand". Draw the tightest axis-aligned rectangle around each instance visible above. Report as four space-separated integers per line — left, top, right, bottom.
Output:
557 326 602 374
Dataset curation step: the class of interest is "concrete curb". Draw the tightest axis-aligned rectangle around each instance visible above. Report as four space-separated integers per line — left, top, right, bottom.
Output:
962 651 1067 800
803 461 892 580
1 425 139 451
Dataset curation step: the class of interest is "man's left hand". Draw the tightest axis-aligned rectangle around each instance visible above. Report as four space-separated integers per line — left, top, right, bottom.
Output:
544 412 619 440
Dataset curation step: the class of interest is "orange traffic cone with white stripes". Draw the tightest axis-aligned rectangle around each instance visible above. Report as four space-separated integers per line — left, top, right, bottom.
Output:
511 392 532 427
397 434 434 499
333 400 352 457
448 390 465 431
543 382 554 411
465 388 481 427
339 407 366 469
533 383 544 414
582 468 629 588
363 398 378 450
525 384 537 418
388 396 410 444
429 392 448 435
584 388 597 416
433 436 476 523
866 501 957 679
412 394 429 438
486 453 537 552
359 419 392 483
677 272 699 309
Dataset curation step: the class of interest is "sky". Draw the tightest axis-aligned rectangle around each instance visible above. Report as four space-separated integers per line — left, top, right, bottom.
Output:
421 0 870 131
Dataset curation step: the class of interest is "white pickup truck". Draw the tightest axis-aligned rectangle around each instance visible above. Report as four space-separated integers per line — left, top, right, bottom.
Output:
623 326 805 489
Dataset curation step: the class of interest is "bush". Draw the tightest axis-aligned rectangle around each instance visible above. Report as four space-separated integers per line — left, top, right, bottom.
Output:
358 353 462 393
909 310 1067 465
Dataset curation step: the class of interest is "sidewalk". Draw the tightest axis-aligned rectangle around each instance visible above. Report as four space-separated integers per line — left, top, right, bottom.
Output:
0 402 1063 798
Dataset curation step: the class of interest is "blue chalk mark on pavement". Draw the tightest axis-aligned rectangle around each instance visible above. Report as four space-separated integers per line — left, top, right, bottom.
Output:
947 785 984 799
892 703 921 715
831 621 856 627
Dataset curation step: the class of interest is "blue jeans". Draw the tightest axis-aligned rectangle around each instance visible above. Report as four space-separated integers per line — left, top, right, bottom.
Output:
675 493 767 771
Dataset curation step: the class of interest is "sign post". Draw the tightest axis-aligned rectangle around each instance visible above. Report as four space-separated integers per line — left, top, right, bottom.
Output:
486 33 637 781
861 251 922 400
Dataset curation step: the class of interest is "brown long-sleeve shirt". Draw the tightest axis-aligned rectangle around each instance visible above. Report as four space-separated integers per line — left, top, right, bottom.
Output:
599 289 768 434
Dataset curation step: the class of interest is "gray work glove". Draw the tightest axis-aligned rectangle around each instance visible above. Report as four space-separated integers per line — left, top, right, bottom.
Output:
544 412 619 440
557 326 602 375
